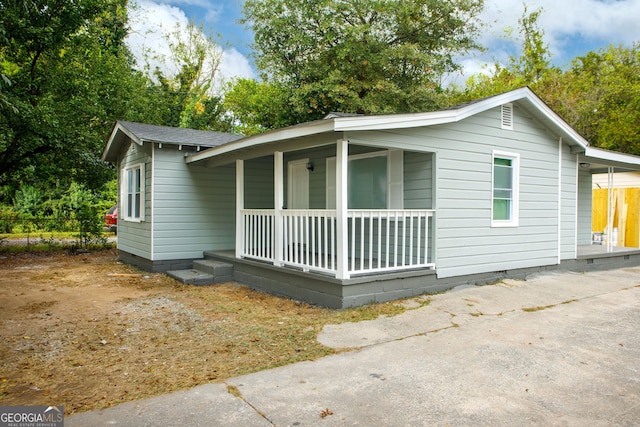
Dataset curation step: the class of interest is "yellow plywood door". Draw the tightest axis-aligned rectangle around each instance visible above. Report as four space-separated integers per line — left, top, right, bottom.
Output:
625 188 640 247
592 188 608 234
592 187 640 248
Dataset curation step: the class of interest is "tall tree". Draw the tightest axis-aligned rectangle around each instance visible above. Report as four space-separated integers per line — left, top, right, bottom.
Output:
223 79 298 135
243 0 485 119
551 44 640 154
0 0 154 199
147 22 231 132
452 5 559 103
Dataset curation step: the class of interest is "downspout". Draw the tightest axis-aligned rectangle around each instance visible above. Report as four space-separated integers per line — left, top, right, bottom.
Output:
150 143 155 261
607 166 614 252
557 138 562 263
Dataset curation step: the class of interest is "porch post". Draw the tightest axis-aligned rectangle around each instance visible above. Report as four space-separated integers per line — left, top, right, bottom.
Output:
336 139 350 279
274 151 284 266
235 159 244 259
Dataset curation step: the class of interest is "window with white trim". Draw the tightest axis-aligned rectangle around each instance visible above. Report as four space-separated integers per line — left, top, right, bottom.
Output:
326 149 403 209
492 151 519 227
123 163 145 221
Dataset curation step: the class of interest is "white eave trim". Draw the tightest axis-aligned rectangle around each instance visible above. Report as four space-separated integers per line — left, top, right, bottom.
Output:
333 87 590 150
185 87 590 165
584 146 640 167
186 119 335 164
102 122 144 162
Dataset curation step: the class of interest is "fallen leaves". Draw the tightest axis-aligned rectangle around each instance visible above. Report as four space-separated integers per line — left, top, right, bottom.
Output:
0 250 410 416
320 407 334 418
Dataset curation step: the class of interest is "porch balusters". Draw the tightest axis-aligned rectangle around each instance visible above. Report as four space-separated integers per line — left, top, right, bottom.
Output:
240 209 434 276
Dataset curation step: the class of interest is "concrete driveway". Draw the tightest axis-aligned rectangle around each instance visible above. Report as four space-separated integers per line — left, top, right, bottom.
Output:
68 268 640 426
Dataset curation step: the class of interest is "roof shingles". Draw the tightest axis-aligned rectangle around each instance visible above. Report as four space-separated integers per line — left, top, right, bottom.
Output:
118 121 243 148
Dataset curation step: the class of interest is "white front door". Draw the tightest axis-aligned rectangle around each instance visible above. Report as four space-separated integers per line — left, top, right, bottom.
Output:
288 159 309 209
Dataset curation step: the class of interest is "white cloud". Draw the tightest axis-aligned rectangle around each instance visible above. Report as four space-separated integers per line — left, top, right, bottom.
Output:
126 0 191 78
478 0 640 61
445 58 496 88
126 0 255 92
456 0 640 84
219 47 256 83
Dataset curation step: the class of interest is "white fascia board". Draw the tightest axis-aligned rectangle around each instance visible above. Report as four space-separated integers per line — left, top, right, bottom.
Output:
333 87 590 150
101 122 143 162
333 110 459 131
518 91 590 150
585 146 640 167
186 119 336 164
117 123 144 146
333 88 532 131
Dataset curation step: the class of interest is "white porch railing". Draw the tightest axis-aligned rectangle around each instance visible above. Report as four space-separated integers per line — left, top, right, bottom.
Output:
240 209 435 277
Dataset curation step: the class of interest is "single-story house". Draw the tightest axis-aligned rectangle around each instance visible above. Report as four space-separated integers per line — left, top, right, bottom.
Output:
102 87 640 308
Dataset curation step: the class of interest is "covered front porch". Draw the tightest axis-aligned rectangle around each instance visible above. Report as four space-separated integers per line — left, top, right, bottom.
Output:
233 139 436 280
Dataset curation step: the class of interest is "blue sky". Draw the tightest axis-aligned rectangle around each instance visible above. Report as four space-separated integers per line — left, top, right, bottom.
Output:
126 0 640 87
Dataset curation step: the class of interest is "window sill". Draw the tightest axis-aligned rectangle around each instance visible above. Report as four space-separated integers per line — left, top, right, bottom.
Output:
491 221 519 228
122 218 143 223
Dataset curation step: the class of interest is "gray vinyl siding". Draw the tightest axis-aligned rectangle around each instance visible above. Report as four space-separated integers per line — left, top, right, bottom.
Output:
404 151 433 209
245 156 274 209
560 145 578 259
347 105 562 278
117 142 152 259
152 145 236 260
577 168 593 245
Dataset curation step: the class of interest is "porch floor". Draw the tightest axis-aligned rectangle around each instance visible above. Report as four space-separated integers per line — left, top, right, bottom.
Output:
198 247 640 308
577 244 640 258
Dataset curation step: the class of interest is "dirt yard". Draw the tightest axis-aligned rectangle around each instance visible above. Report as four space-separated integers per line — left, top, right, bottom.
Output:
0 249 407 414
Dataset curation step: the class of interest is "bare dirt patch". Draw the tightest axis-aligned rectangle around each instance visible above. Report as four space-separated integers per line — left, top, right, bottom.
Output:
0 249 407 414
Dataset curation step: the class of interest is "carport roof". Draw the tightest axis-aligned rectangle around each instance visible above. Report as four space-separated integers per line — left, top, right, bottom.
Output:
579 146 640 173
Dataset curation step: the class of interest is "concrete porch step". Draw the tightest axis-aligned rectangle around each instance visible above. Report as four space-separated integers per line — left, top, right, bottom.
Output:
193 259 234 280
166 269 215 286
166 260 234 286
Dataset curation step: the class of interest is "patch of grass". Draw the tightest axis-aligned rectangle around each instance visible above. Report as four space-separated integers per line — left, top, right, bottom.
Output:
522 304 555 312
227 384 242 398
0 251 415 415
0 234 115 254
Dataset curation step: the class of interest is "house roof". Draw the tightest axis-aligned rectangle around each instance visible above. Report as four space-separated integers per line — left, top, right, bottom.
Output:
186 87 592 165
102 121 243 163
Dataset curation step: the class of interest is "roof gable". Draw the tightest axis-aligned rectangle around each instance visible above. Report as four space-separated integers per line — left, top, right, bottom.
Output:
102 121 243 163
186 87 590 165
331 88 589 149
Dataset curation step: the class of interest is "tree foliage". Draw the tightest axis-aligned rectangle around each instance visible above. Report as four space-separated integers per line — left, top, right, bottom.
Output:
0 0 155 201
550 44 640 154
243 0 485 119
146 22 232 132
451 5 640 156
452 6 560 102
223 79 299 135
